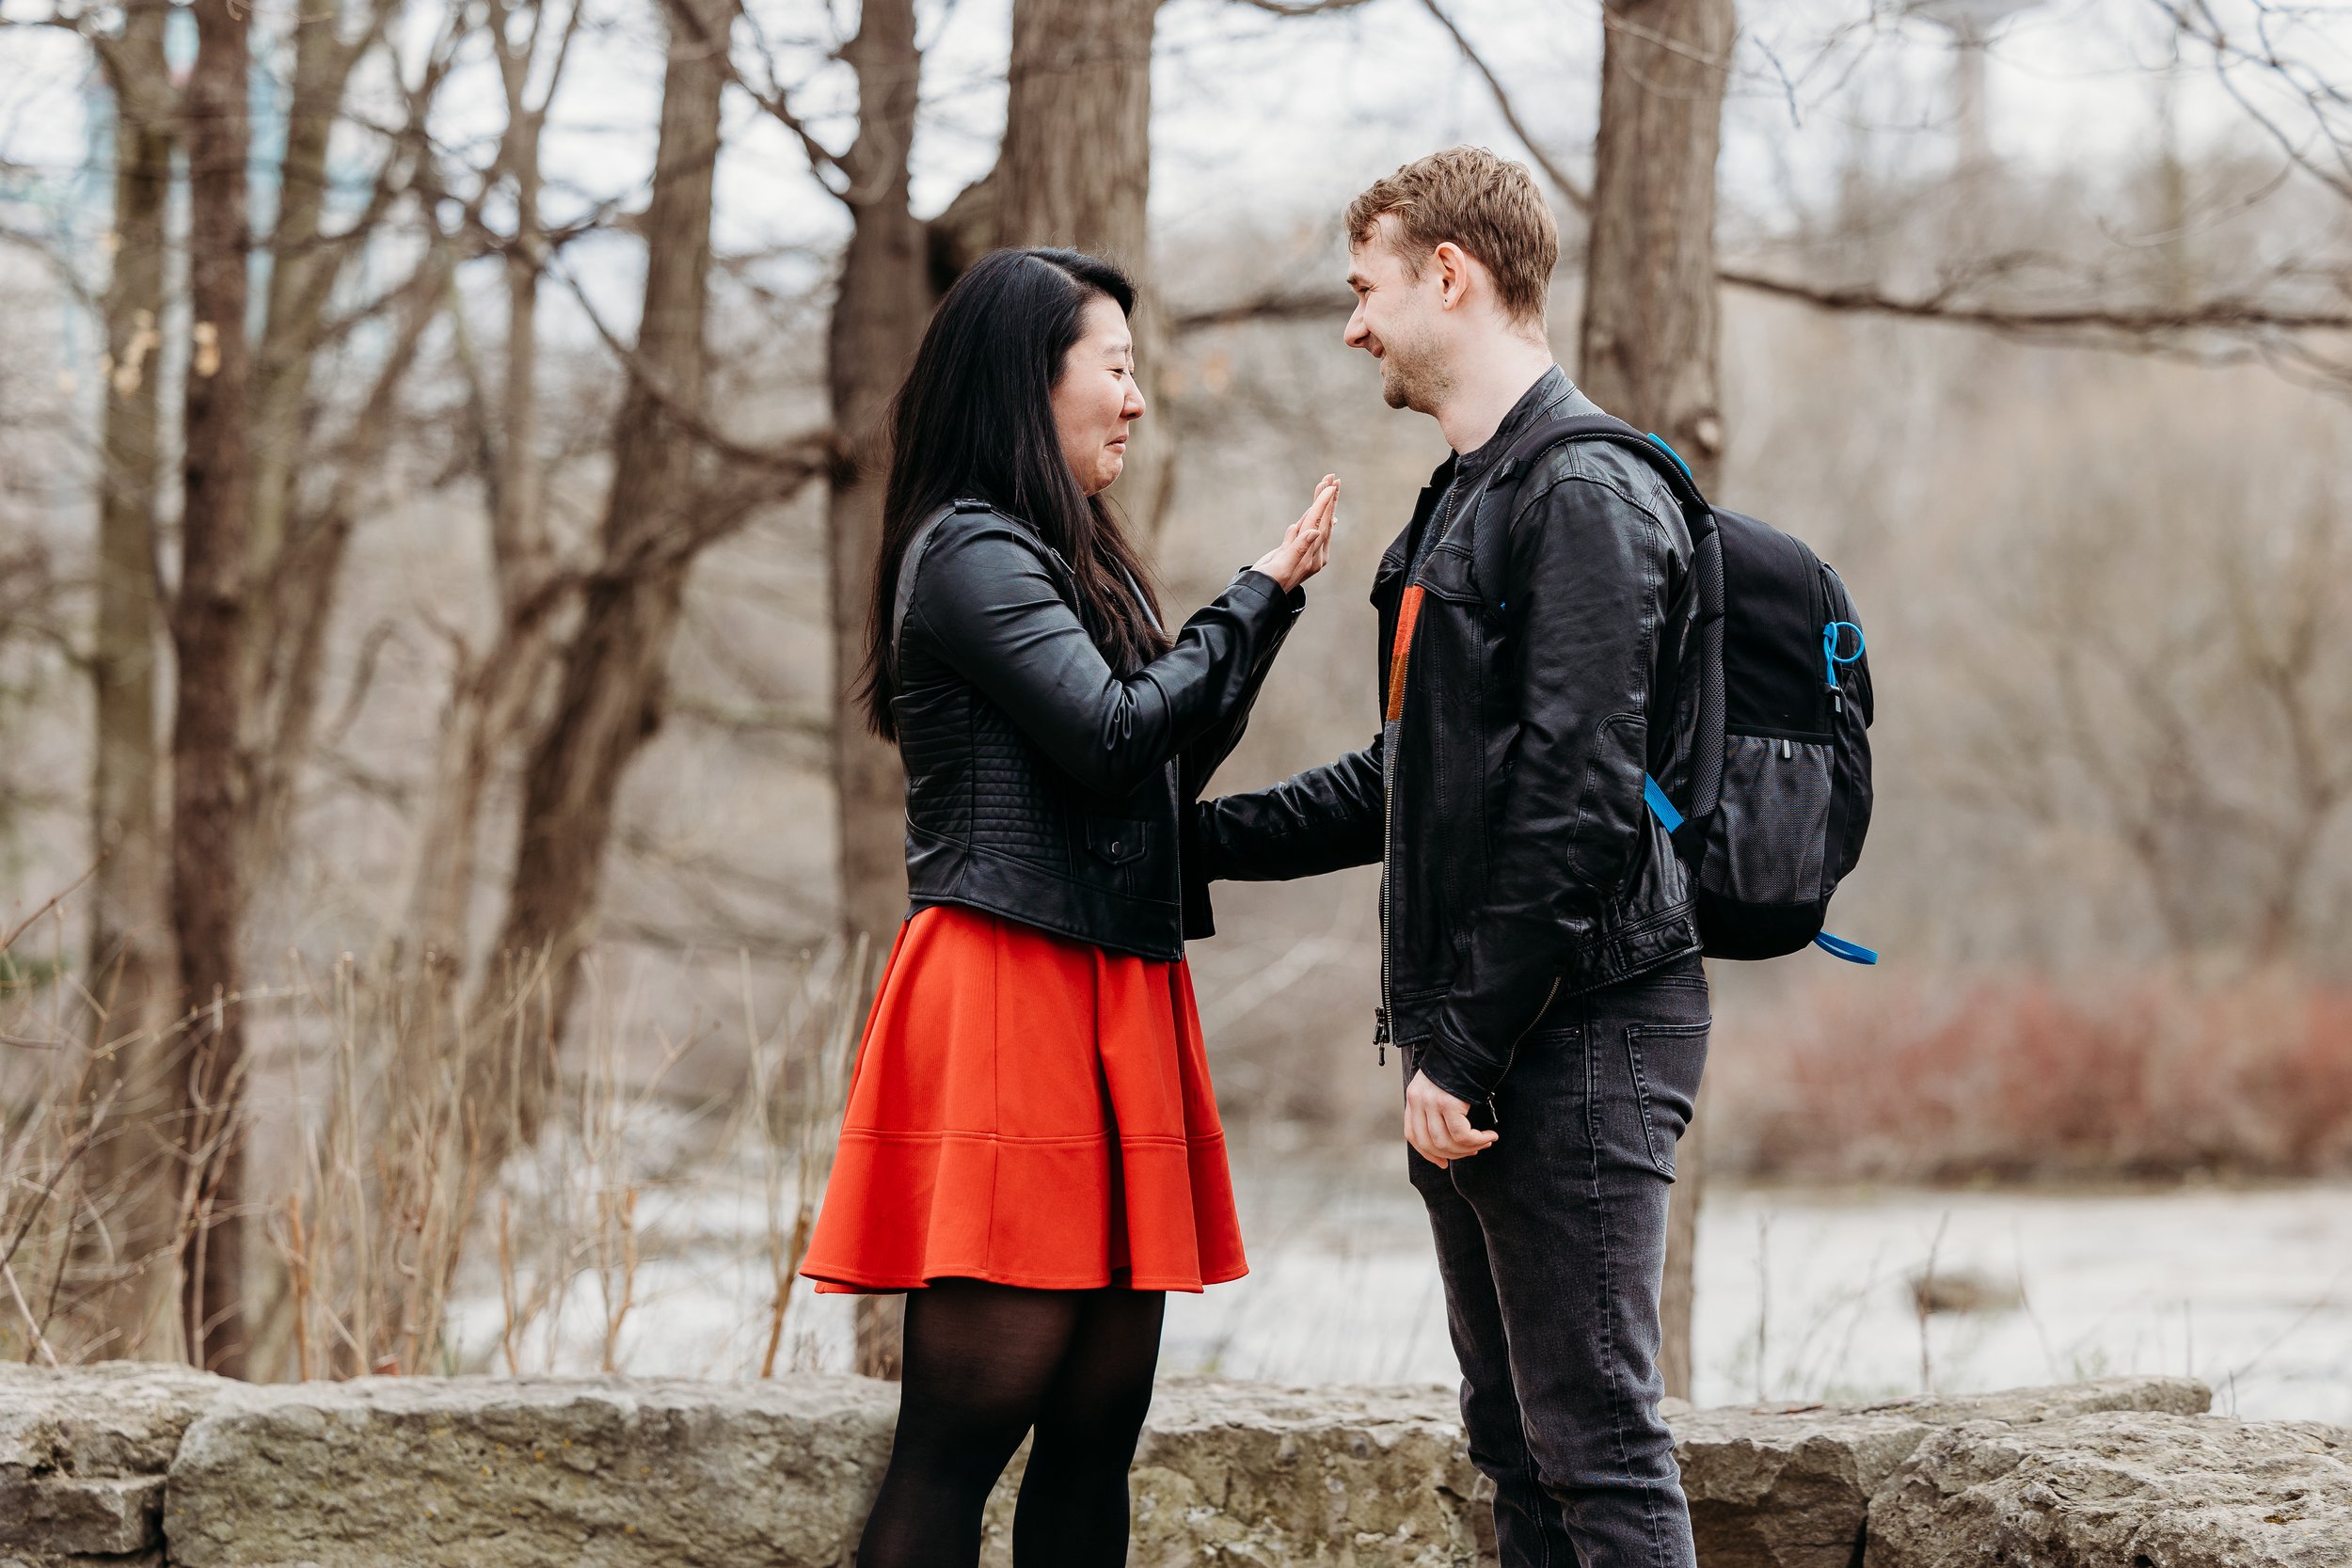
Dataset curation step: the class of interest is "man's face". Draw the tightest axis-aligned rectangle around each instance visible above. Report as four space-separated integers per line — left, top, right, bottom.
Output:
1345 216 1453 414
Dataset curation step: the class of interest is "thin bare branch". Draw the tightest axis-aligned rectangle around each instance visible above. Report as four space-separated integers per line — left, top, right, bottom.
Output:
1417 0 1593 214
1228 0 1379 14
1718 267 2352 337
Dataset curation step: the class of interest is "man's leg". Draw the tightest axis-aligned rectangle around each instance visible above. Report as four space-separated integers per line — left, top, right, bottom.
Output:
1406 1052 1581 1564
1446 956 1711 1568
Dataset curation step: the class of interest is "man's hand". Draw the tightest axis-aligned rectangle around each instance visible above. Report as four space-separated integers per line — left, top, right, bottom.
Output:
1404 1069 1498 1168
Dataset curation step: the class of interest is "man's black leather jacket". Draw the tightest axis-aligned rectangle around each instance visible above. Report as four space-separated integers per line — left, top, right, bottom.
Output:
891 499 1303 961
1195 369 1705 1104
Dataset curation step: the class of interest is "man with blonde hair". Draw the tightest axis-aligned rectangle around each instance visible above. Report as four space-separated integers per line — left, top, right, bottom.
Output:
1197 146 1710 1565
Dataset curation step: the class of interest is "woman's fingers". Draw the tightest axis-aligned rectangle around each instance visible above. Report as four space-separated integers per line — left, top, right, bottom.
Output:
1295 477 1338 578
1293 475 1336 533
1257 475 1342 591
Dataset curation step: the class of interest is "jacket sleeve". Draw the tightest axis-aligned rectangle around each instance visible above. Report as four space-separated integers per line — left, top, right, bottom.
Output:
1178 581 1308 807
1189 733 1385 882
907 514 1299 800
1415 469 1667 1106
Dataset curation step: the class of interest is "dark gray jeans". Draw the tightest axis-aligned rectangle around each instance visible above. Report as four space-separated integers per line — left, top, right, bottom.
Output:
1404 952 1709 1568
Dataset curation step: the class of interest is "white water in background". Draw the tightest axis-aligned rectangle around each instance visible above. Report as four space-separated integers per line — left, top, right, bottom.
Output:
446 1148 2352 1425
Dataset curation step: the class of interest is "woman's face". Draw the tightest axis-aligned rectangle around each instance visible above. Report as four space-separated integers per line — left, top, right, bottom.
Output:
1050 294 1146 497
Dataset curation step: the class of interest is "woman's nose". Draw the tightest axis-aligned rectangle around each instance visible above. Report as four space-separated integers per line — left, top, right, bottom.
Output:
1124 384 1147 420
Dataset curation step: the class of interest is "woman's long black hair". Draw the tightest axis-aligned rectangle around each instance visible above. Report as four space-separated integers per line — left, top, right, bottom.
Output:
857 246 1168 741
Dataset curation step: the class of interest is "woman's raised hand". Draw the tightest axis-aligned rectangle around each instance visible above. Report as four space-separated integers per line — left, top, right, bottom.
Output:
1252 474 1340 593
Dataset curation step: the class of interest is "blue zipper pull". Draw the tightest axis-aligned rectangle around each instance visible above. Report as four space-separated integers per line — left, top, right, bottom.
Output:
1823 621 1865 694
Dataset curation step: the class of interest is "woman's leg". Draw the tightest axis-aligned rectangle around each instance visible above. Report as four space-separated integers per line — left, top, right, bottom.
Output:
856 1279 1082 1568
1011 1288 1167 1565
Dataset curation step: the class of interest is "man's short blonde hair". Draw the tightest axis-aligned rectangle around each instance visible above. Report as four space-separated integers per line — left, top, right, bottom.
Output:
1344 147 1558 325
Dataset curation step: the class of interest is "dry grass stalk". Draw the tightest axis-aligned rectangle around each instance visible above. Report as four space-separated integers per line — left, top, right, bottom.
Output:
750 933 872 1378
5 889 879 1378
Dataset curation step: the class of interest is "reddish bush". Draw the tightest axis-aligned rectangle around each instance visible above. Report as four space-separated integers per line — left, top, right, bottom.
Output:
1707 969 2352 1180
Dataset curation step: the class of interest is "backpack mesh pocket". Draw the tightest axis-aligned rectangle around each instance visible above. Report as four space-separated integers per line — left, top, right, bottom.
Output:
1707 732 1831 908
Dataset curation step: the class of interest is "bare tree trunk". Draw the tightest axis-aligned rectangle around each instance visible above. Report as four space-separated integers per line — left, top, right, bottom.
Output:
820 0 929 1382
173 0 255 1380
471 0 731 1166
246 7 360 590
828 0 927 962
1580 0 1731 495
1578 0 1735 1402
994 0 1169 536
77 0 180 1362
239 0 414 885
398 2 570 975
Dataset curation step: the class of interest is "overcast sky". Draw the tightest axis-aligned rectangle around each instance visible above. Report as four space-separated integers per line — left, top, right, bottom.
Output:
0 0 2341 348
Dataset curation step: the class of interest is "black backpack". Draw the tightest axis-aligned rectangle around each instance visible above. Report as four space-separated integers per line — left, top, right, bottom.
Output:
1483 414 1877 964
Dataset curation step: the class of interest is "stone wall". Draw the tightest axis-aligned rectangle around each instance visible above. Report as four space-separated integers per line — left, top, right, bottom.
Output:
4 1366 2345 1566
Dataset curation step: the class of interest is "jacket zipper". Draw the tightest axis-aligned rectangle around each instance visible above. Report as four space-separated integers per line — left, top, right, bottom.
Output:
1485 974 1562 1122
1376 722 1398 1064
1376 478 1472 1068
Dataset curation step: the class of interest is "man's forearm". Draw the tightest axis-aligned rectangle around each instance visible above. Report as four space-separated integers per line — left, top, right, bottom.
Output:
1194 737 1384 881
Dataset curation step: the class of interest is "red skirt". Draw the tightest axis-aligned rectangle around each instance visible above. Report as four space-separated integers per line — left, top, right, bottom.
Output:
799 904 1248 1293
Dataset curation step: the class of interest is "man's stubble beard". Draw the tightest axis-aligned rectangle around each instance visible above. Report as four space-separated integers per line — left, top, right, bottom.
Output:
1379 328 1453 416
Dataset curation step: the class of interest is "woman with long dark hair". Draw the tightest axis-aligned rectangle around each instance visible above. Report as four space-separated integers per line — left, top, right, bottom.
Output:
798 246 1336 1562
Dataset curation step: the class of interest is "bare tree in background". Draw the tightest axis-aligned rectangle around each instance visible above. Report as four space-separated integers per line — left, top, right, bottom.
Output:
995 0 1169 537
824 0 928 985
472 0 830 1175
1579 0 1735 1402
815 0 929 1383
239 0 434 883
173 0 255 1378
399 0 580 982
74 0 179 1362
1581 0 1732 494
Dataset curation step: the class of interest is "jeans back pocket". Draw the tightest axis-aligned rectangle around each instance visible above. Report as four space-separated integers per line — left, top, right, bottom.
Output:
1625 1021 1711 1180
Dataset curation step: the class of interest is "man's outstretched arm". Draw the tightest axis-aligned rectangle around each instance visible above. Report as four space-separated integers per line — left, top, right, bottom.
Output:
1190 735 1385 882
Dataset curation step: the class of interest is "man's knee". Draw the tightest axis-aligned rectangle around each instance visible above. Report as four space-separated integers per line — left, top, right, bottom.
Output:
1526 1386 1681 1498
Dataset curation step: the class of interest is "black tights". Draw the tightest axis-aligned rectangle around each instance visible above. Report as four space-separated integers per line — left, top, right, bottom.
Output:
855 1278 1167 1568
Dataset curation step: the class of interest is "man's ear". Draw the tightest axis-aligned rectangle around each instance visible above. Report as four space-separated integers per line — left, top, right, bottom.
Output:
1431 241 1474 311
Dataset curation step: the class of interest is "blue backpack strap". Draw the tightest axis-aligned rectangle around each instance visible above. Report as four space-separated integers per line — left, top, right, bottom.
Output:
1813 932 1880 965
1643 773 1684 833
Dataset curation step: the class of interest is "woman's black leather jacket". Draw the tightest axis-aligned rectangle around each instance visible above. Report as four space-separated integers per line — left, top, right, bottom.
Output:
889 499 1303 959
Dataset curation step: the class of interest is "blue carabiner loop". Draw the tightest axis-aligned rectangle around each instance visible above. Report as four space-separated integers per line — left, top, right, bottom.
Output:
1822 621 1865 691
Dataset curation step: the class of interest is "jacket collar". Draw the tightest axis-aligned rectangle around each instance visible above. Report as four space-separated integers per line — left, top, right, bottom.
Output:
1380 365 1598 585
1452 363 1592 488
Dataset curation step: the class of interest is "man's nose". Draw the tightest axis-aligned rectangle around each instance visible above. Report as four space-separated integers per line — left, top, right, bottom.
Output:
1344 304 1370 349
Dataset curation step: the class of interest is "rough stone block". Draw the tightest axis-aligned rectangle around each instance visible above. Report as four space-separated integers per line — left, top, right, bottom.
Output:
1675 1376 2212 1568
161 1373 1488 1568
1864 1410 2352 1568
0 1360 230 1565
161 1372 899 1568
1026 1378 1486 1567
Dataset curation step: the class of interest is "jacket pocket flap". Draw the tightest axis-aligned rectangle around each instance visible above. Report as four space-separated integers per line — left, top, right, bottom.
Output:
1087 817 1148 865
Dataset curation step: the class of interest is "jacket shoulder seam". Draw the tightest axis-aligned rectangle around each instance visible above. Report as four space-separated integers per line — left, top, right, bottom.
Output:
1507 466 1677 534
